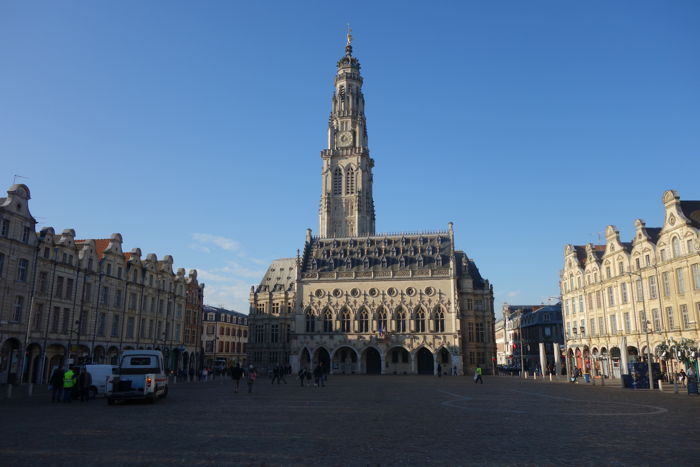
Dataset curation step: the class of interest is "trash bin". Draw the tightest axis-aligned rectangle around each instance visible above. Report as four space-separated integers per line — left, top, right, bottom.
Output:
688 378 698 395
584 373 591 383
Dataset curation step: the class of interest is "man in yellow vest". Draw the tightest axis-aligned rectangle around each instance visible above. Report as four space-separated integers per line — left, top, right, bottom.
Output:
63 366 76 403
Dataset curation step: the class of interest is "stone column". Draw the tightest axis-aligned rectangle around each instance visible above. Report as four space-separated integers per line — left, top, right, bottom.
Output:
554 346 562 378
620 336 629 375
539 343 547 377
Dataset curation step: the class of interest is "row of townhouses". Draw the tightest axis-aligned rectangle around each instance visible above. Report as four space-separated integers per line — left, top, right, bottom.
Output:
562 189 700 380
0 184 206 384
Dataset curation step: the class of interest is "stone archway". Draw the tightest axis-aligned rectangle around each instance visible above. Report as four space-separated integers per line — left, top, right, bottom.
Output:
332 346 358 374
23 343 42 384
93 346 106 364
0 338 22 384
416 348 434 375
437 348 452 374
386 346 410 374
313 347 330 374
363 347 381 374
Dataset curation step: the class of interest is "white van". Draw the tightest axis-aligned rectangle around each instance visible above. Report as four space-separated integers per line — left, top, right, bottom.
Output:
84 364 118 398
106 350 168 404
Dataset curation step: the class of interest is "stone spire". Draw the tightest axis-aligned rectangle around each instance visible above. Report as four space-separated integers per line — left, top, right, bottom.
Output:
318 31 376 238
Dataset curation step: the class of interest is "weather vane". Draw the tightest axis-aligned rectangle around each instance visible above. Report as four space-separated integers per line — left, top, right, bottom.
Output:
346 23 352 47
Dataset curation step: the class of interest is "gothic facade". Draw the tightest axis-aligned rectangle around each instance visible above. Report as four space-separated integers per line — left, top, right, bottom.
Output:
248 34 495 376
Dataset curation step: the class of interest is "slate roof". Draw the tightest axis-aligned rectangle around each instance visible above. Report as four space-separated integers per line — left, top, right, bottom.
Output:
681 201 700 228
256 258 297 293
302 232 451 274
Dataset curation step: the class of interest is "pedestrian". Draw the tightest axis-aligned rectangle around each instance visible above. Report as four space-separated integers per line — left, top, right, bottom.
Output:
452 366 457 376
474 365 484 384
63 366 77 402
298 368 306 387
202 367 208 382
271 365 279 384
679 369 687 387
49 365 65 403
305 368 312 387
246 365 257 393
230 363 244 393
437 363 442 377
313 364 324 387
278 365 287 384
78 366 92 402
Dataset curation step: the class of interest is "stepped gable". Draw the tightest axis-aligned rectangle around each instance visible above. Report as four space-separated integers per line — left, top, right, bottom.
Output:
302 231 451 274
256 258 297 293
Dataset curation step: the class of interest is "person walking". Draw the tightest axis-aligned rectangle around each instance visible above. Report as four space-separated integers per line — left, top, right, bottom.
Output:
78 367 92 402
246 365 257 393
49 365 65 403
271 365 280 384
474 365 484 384
62 366 77 402
231 364 244 393
298 368 306 387
278 365 287 384
313 364 324 387
437 363 442 377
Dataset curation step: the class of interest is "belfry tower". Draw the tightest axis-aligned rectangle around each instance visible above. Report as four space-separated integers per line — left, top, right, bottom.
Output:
319 29 376 238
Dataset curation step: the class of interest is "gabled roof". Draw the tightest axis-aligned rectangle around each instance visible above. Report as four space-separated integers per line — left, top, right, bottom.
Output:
75 238 119 261
645 228 662 243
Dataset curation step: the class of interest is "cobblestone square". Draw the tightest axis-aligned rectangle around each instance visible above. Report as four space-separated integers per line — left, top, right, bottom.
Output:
1 375 699 466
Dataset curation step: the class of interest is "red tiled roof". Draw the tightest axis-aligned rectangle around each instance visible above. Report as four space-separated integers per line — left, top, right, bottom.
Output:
75 238 112 260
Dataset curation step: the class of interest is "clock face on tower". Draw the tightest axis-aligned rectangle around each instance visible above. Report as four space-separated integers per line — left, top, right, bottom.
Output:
337 131 353 147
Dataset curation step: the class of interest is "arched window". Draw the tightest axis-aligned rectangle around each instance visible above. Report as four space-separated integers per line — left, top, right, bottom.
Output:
417 255 424 267
435 255 442 267
381 256 388 268
415 310 426 332
359 309 369 333
434 310 445 332
399 256 406 268
311 258 318 270
345 167 355 194
345 257 352 269
305 311 315 332
323 310 333 332
333 167 343 195
672 237 682 258
396 309 406 333
377 309 387 333
340 309 351 333
362 257 370 269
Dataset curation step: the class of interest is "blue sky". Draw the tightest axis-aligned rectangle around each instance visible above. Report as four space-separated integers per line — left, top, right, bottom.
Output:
2 1 699 315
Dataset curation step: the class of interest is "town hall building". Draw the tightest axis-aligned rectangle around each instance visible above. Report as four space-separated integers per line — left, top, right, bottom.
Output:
248 33 495 376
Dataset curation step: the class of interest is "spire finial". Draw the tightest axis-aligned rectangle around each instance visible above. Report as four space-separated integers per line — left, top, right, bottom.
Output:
345 24 353 56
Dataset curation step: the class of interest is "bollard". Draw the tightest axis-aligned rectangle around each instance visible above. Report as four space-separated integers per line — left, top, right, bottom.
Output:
674 380 679 394
549 373 552 382
658 380 663 391
6 384 12 399
28 383 33 397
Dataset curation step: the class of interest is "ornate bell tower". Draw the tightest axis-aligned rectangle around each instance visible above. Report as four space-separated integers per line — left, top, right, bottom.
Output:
319 29 376 238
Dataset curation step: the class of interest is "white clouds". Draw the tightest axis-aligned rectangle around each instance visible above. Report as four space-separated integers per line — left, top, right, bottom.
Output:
191 233 241 252
190 233 268 313
188 243 211 254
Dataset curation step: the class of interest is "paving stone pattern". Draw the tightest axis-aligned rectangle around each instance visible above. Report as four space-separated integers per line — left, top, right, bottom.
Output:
1 375 699 466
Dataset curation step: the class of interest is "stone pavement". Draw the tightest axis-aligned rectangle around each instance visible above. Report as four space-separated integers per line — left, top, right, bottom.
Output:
1 375 699 466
